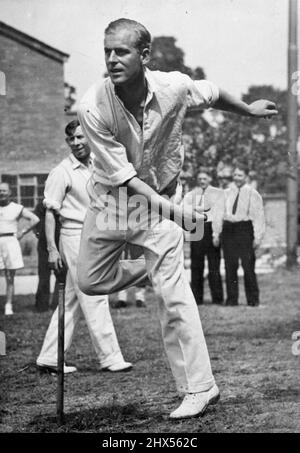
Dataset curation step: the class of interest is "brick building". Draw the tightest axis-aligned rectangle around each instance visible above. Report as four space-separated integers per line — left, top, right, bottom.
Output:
0 21 70 208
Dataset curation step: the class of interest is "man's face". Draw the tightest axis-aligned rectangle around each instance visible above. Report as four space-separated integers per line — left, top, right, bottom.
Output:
104 28 148 86
0 183 10 203
218 176 232 189
197 173 210 190
66 125 90 161
233 168 247 188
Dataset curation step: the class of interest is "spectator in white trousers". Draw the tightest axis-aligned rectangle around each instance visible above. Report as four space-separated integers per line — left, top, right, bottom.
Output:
36 119 132 374
0 182 39 315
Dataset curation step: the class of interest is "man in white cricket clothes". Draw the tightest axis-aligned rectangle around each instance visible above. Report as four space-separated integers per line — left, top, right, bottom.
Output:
0 182 39 315
36 119 132 374
77 18 278 418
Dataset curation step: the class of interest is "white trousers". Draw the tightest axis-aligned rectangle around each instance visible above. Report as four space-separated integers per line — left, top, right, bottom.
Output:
78 183 215 393
37 229 125 368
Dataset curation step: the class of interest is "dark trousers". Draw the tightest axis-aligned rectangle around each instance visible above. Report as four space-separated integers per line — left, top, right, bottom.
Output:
222 220 259 306
190 222 224 305
35 242 59 311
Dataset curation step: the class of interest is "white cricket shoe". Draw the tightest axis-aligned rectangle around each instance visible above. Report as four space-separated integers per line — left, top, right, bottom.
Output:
170 384 220 419
36 362 77 374
102 361 133 372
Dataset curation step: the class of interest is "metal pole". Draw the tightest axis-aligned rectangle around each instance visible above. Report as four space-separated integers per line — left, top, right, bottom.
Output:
287 0 299 268
57 279 65 425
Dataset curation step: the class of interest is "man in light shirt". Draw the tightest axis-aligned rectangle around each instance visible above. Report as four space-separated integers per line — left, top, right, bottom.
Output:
36 119 132 374
0 183 39 315
222 163 265 307
184 170 224 305
77 18 277 419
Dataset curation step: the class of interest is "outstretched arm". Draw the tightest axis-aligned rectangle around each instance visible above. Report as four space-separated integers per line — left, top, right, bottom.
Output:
214 88 278 118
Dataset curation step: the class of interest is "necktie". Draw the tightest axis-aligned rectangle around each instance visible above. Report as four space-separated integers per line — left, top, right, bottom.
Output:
232 189 240 215
199 188 206 206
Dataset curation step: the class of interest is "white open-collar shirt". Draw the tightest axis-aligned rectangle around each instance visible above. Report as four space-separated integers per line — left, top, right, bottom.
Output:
43 153 93 229
224 183 265 243
183 185 225 240
77 69 219 195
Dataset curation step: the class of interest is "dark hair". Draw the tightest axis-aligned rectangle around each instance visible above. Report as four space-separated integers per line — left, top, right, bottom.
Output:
65 119 80 137
105 18 151 53
234 162 249 175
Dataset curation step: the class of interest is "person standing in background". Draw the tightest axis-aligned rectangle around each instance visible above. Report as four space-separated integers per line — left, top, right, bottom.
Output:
222 163 265 307
33 200 60 312
0 182 39 315
36 119 132 373
184 170 224 305
217 167 233 190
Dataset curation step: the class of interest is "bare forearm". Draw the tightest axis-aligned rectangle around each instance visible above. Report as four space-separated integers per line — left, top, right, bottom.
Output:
45 209 58 251
126 177 182 221
125 177 206 232
214 89 278 118
214 89 252 116
21 220 39 236
18 210 40 239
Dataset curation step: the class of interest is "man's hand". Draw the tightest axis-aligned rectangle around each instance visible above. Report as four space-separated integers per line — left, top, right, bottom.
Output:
213 237 220 248
16 231 25 240
248 100 278 119
48 247 63 272
181 204 207 231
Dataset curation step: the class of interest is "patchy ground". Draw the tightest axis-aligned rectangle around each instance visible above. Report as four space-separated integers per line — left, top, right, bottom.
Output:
0 268 300 433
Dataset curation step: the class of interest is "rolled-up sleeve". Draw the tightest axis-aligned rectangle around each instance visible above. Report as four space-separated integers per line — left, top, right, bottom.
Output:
185 76 219 109
43 167 69 212
78 103 137 186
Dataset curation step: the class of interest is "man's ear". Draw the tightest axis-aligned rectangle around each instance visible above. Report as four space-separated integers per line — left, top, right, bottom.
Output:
141 47 151 65
65 137 70 146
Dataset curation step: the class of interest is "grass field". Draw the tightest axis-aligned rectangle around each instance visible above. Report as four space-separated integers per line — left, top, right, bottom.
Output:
0 268 300 433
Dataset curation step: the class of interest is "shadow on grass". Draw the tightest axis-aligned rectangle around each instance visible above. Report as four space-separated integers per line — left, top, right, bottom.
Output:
27 402 165 433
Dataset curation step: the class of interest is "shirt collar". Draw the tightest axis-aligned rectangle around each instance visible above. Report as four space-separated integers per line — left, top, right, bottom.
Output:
232 182 248 192
144 68 158 96
108 67 158 105
69 153 93 170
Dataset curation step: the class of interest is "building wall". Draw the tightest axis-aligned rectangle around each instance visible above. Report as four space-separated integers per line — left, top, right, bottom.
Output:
0 33 68 173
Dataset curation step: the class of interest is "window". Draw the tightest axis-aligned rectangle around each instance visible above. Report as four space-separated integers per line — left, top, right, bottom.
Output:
0 174 48 209
19 176 35 208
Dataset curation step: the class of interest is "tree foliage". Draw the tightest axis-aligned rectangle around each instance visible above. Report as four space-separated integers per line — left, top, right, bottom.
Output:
147 36 288 193
182 86 288 193
148 37 205 79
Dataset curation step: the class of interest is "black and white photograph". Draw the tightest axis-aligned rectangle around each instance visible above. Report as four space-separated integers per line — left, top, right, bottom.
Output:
0 0 300 437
